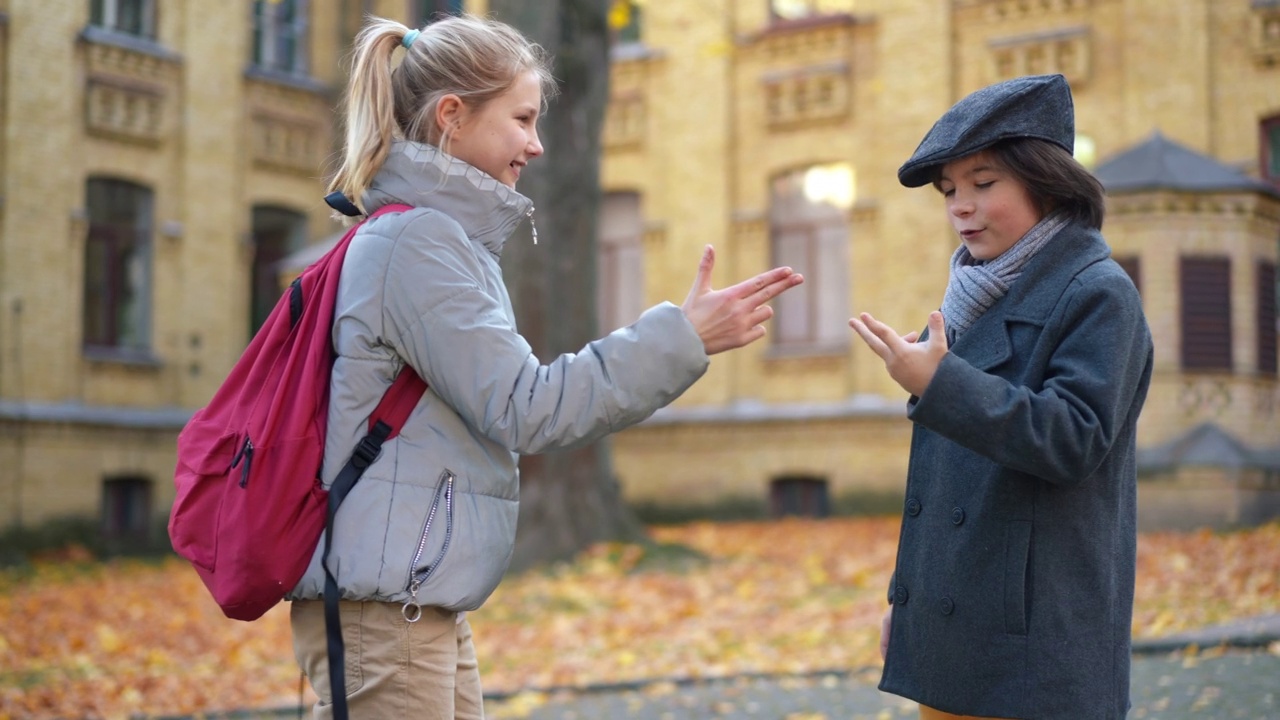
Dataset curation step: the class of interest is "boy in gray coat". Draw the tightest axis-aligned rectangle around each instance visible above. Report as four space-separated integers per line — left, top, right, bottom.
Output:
850 74 1152 719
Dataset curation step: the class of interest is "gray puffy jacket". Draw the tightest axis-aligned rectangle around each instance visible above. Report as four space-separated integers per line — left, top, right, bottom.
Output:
287 141 708 611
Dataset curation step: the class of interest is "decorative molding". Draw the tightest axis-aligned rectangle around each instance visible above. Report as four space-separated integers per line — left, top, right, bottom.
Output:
988 25 1090 84
1251 6 1280 67
1106 191 1280 221
966 0 1092 22
82 40 176 145
250 112 322 174
763 61 851 129
604 91 646 150
245 78 329 175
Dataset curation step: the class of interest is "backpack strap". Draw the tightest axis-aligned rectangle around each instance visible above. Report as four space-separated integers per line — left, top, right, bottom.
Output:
319 202 425 720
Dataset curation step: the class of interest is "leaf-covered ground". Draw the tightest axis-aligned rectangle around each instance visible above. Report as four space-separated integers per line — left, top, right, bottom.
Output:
1 518 1277 720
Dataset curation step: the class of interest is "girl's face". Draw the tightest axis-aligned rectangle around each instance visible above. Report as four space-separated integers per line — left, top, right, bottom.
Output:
444 71 544 188
937 150 1042 261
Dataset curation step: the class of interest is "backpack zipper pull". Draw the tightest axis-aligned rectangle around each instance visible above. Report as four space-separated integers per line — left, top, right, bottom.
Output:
231 437 254 488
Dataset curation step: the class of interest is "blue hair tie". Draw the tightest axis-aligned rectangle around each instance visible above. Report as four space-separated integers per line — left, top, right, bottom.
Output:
402 29 420 49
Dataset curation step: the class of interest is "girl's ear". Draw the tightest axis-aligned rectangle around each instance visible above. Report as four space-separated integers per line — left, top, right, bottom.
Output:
435 94 466 138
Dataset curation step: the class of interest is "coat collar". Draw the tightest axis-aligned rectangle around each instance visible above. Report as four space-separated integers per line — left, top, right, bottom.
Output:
361 141 534 256
948 221 1111 370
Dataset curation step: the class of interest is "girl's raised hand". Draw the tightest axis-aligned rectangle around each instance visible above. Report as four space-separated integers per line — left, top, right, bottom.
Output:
681 245 804 355
849 310 949 397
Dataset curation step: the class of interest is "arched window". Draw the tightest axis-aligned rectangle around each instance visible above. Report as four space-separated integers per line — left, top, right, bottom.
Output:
83 178 153 354
597 191 646 334
769 163 852 351
250 205 308 334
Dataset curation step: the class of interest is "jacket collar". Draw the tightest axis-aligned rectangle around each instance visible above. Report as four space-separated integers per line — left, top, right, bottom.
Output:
949 221 1111 370
361 141 534 256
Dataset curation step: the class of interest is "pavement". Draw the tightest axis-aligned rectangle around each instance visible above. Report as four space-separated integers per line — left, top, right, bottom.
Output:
193 614 1280 720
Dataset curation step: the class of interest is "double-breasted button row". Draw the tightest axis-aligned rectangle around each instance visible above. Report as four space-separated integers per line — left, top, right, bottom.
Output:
894 585 909 605
940 596 955 615
903 498 965 526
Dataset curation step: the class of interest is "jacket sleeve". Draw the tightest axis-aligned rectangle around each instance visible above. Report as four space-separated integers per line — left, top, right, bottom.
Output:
380 215 710 456
906 271 1151 486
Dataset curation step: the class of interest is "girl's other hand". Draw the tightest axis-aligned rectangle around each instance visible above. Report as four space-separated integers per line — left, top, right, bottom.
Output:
849 311 949 397
681 245 804 355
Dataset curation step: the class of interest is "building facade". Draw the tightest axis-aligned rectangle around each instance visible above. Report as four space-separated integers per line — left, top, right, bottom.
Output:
0 0 1276 540
601 0 1280 524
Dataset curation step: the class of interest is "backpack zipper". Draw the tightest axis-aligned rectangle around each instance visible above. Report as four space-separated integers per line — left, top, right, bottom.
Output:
402 471 455 622
230 437 254 488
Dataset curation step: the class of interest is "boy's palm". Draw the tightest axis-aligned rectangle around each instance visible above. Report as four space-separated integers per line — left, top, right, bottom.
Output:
850 311 949 397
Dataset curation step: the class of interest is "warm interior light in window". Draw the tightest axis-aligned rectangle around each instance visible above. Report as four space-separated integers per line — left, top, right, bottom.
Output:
802 163 855 209
1075 134 1097 169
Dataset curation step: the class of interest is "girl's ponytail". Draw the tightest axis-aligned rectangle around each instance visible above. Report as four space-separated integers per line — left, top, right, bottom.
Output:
328 18 411 214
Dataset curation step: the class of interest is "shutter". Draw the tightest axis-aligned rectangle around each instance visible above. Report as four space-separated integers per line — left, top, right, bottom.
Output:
1180 257 1231 371
1259 261 1277 375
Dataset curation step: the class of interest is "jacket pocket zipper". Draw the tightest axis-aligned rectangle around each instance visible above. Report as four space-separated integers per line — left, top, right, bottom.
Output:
402 471 455 622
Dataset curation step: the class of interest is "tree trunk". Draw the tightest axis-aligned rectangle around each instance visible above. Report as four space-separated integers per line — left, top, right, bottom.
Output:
488 0 648 573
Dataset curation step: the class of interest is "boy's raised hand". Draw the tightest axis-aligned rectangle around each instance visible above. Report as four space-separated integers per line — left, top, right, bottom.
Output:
681 245 804 355
849 311 949 397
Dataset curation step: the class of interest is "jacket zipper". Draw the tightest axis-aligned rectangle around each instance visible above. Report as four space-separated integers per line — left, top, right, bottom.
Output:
402 471 455 622
230 437 254 488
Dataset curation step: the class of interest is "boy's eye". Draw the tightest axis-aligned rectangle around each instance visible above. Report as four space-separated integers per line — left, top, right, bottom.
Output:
975 181 994 189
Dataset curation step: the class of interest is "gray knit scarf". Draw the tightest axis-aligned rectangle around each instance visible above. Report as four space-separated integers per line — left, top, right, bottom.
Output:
940 211 1069 341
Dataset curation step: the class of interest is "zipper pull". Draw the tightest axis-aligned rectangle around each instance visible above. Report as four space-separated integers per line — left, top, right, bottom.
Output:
527 206 537 245
237 438 254 488
403 583 423 623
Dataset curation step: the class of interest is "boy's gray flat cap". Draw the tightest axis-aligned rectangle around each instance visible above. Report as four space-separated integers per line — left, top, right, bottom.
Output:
897 73 1075 188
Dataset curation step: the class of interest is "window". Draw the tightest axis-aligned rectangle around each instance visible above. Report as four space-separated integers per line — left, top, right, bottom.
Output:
609 0 642 44
770 477 830 518
250 206 308 334
769 164 852 350
102 476 153 539
597 192 646 334
411 0 464 26
1263 115 1280 186
83 178 153 353
252 0 309 75
90 0 156 39
769 0 851 21
1259 261 1277 375
1114 255 1141 296
1180 256 1232 371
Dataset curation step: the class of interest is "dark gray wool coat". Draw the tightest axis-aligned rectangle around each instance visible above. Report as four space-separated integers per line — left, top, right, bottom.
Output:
878 222 1153 720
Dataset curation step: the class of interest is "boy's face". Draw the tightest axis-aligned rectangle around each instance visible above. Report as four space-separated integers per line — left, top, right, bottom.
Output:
447 71 544 188
937 150 1042 261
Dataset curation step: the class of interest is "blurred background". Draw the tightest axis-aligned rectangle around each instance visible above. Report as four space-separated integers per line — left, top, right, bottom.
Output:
0 0 1275 562
0 1 1278 718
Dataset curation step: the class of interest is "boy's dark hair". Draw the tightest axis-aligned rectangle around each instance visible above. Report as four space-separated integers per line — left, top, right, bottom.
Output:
979 138 1106 230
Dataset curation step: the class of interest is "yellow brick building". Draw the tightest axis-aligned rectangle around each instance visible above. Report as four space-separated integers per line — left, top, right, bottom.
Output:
1 0 1276 540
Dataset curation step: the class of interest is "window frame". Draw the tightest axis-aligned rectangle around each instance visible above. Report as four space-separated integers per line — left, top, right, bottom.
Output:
83 178 154 357
1262 114 1280 187
250 205 309 335
251 0 311 77
90 0 157 40
767 164 852 353
596 191 646 335
1258 260 1277 376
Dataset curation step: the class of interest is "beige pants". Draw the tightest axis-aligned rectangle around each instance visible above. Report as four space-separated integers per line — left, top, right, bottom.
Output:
919 706 1007 720
291 599 484 720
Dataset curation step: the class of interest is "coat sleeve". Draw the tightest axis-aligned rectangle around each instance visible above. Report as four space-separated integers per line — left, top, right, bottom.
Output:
906 271 1151 486
379 213 710 456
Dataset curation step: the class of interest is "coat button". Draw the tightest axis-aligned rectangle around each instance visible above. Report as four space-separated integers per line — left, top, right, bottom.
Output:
940 597 955 615
951 507 965 526
905 498 922 516
894 585 909 605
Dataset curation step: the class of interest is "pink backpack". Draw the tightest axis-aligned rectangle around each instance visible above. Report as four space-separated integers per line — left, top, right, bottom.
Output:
168 201 425 622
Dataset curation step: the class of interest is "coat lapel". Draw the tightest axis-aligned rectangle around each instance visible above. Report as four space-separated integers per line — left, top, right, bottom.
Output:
947 223 1111 372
